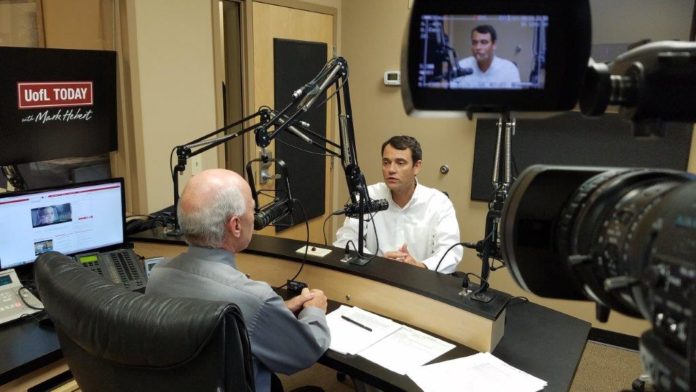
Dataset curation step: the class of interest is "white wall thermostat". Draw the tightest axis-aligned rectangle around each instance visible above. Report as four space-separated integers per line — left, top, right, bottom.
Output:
383 70 401 86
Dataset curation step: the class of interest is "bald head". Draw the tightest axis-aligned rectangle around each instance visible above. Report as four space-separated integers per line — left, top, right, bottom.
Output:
178 169 254 250
180 169 249 212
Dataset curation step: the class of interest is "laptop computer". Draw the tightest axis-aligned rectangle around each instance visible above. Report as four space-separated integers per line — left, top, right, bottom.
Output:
0 178 147 293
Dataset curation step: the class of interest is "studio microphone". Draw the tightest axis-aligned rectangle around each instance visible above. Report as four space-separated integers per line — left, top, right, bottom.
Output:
343 198 389 218
297 83 322 112
297 59 344 112
453 67 474 77
254 198 292 230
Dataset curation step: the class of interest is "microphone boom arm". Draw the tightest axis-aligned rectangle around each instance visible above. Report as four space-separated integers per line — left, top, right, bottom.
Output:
253 57 386 265
168 107 273 236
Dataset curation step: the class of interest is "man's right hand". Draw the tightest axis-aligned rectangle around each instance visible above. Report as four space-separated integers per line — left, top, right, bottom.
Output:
285 287 315 315
302 288 328 313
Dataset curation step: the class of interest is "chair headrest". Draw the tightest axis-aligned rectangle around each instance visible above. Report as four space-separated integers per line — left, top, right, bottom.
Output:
34 252 243 368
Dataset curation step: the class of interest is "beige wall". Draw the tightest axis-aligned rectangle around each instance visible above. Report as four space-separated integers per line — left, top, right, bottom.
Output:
123 0 341 214
340 0 696 337
590 0 693 43
42 0 114 50
122 0 219 213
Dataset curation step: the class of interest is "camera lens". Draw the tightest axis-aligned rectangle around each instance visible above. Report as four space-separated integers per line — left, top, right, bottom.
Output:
500 165 691 320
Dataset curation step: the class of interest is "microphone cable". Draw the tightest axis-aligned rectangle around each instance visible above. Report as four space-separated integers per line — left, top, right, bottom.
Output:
458 271 498 301
274 137 336 158
275 198 310 289
365 209 381 262
500 295 529 311
169 146 177 179
434 241 476 273
323 209 346 246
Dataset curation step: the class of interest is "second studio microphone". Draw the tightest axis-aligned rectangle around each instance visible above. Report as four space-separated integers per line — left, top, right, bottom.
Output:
254 198 293 230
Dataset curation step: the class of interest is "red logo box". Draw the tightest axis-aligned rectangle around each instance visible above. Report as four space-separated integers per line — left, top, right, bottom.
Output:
17 81 94 109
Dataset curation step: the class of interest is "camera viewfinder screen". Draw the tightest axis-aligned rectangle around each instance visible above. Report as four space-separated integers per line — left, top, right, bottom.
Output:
418 14 548 90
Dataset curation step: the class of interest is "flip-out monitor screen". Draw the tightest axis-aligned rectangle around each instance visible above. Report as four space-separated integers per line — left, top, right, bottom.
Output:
417 14 548 90
402 0 591 114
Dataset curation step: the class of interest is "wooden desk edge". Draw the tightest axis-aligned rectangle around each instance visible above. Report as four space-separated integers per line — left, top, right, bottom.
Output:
135 241 505 352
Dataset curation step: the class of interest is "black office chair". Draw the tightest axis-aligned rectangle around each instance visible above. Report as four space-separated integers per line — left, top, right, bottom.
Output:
34 251 255 392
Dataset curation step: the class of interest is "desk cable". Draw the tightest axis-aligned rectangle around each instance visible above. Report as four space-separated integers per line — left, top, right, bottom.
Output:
275 199 310 290
434 241 477 273
17 282 47 324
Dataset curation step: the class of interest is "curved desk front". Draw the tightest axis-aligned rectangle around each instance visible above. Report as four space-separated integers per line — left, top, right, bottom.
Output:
131 230 591 391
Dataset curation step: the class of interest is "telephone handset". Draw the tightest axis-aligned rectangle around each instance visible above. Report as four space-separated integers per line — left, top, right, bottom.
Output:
0 268 43 325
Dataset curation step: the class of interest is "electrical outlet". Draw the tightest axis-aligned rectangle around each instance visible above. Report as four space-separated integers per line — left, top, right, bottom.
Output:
191 156 203 175
296 245 332 258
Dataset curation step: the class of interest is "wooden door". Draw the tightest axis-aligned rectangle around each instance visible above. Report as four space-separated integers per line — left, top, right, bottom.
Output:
249 1 335 244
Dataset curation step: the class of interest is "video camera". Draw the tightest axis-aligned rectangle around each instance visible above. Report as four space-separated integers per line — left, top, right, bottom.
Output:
403 1 696 390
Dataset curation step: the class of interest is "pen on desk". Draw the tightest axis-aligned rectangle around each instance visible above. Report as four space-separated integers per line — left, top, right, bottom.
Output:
341 315 373 332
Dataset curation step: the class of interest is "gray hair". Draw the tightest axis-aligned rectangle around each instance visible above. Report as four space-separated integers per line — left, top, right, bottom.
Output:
178 183 247 248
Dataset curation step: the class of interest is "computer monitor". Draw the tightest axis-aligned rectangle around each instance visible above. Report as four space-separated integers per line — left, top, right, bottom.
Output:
0 178 125 270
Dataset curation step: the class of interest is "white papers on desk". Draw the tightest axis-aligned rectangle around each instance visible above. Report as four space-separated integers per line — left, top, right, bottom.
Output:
407 352 548 392
326 305 401 355
326 306 455 375
359 324 456 375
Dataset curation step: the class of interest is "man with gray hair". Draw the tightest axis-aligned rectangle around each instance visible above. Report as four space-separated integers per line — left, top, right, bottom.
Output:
146 169 330 392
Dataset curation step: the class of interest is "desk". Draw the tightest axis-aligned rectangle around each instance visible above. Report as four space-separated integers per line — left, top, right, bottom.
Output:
0 231 591 391
321 301 587 391
135 232 507 352
0 317 61 386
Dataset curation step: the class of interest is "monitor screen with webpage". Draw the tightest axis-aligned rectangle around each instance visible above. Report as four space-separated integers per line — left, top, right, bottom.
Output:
0 178 125 270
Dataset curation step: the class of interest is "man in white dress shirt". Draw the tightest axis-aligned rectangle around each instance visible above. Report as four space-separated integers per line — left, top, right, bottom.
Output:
454 24 521 88
333 135 462 273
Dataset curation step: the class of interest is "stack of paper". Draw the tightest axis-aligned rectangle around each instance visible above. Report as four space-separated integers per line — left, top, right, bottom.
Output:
407 352 547 392
326 306 455 375
326 305 401 355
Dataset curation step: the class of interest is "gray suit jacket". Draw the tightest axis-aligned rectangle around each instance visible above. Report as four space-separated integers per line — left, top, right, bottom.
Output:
145 246 330 391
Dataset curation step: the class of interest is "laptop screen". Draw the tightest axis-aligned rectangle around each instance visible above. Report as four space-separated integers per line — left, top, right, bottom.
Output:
0 178 125 270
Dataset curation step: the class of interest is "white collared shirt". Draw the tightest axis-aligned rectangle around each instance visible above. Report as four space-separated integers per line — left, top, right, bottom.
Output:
454 55 521 88
333 182 462 274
